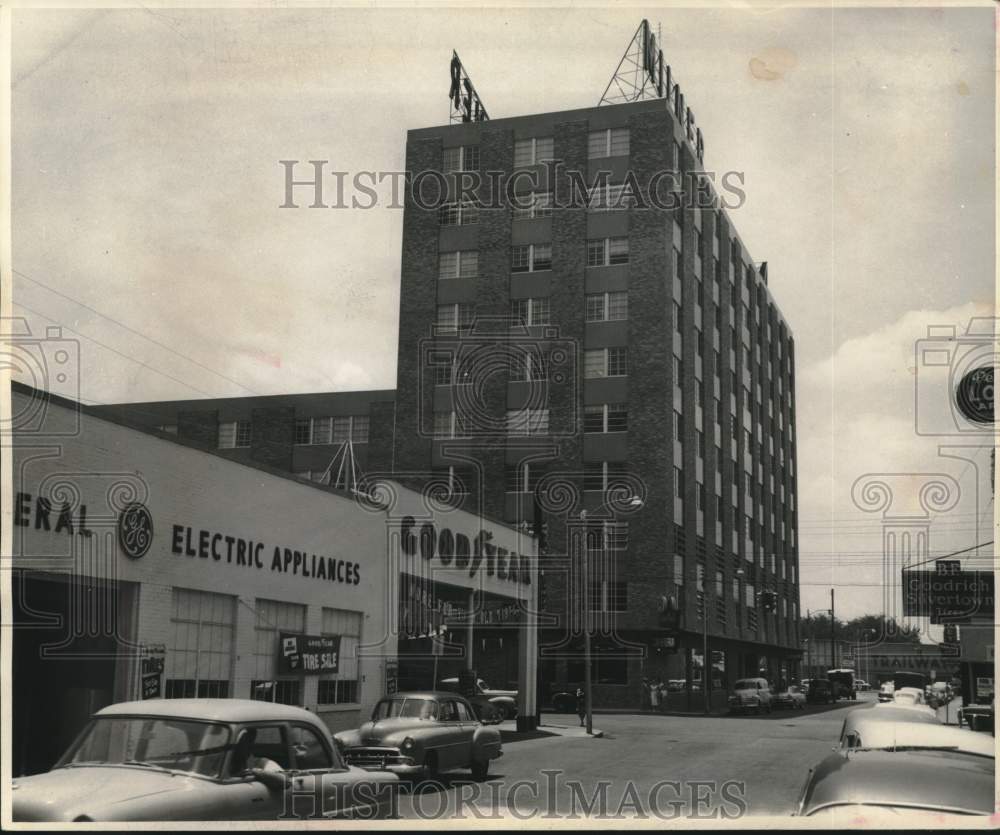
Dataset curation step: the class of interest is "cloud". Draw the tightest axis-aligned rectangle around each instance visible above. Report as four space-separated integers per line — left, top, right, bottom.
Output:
796 301 995 619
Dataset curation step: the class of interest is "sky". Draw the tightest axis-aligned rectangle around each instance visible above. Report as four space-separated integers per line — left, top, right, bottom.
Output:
9 3 997 622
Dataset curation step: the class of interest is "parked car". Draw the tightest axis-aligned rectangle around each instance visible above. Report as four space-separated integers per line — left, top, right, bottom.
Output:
334 692 502 781
839 712 991 756
548 686 578 713
794 747 994 818
667 679 686 692
773 685 807 711
827 669 856 701
439 677 518 721
958 699 995 734
727 678 773 715
839 703 942 749
925 681 952 708
800 678 811 690
11 699 399 822
878 681 895 702
806 679 835 705
893 687 931 710
854 679 870 692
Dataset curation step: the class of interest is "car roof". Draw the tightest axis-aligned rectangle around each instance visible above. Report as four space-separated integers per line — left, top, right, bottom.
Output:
379 691 470 701
96 698 328 727
801 749 994 816
845 716 993 756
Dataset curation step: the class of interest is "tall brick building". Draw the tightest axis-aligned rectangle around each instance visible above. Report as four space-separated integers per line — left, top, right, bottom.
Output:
392 95 801 708
95 95 801 710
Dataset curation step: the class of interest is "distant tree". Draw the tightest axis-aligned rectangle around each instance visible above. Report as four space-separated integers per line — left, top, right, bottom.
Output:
799 612 921 644
847 614 921 645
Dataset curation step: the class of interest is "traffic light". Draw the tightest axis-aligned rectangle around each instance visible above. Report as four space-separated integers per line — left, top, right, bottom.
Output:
760 590 777 612
658 594 680 631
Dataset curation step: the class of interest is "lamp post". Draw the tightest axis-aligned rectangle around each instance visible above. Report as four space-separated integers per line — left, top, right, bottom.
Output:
579 495 643 736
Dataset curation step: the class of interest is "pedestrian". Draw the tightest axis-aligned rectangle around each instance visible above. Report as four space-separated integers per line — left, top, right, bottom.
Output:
641 677 651 710
649 678 660 712
575 687 586 727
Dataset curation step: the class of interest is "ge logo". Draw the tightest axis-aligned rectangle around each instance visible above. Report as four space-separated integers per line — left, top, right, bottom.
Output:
118 502 154 559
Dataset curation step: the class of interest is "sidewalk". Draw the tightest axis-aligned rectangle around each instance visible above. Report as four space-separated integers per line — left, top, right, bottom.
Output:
499 719 605 741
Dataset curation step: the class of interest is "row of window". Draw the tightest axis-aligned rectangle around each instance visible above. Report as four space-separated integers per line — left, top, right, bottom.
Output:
294 415 370 445
439 238 629 280
438 184 637 225
443 129 630 174
218 417 370 449
167 588 362 708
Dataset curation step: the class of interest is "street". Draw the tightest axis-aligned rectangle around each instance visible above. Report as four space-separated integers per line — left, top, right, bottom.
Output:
396 696 879 820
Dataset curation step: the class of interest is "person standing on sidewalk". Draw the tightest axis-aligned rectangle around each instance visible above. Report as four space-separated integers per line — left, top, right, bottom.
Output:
650 679 661 712
575 688 586 727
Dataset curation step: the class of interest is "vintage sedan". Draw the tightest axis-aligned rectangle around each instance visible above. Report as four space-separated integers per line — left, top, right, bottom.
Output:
334 692 502 781
773 685 807 710
439 676 518 721
795 745 994 818
11 699 399 822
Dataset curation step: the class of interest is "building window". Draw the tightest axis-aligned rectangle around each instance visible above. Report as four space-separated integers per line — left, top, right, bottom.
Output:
584 403 628 433
508 349 548 382
584 461 629 492
584 348 628 378
296 416 365 445
251 599 306 705
442 145 479 172
165 588 235 700
438 250 478 279
588 127 630 158
586 237 629 266
512 192 553 220
505 463 541 493
607 347 628 376
436 303 476 332
513 136 554 167
511 243 552 273
510 297 551 326
587 182 635 212
432 411 465 439
317 608 363 705
439 201 479 226
585 292 628 322
506 408 549 435
218 420 251 449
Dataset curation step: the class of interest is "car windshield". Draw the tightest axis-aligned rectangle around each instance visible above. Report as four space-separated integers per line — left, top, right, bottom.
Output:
57 717 231 778
733 680 755 689
373 698 438 720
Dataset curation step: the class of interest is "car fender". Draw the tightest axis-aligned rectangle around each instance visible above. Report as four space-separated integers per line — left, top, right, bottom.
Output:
471 725 502 759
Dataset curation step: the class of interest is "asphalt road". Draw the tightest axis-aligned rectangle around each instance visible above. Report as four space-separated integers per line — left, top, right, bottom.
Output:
395 695 874 821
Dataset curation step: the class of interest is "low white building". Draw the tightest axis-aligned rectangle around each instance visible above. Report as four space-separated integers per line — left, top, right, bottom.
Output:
7 383 536 776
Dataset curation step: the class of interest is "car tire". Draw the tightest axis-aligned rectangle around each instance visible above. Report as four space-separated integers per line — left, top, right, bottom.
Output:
471 759 489 782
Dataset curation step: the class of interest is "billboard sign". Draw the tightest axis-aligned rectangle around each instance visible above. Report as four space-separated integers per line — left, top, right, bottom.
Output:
902 569 994 622
277 633 341 675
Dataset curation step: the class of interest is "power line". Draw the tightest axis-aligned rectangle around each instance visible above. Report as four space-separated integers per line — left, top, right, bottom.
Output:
13 300 219 399
14 268 262 396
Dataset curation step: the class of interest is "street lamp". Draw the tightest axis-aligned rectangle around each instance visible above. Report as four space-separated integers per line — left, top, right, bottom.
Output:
579 495 643 736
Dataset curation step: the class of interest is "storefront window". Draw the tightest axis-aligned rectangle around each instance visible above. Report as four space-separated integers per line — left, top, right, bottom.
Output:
317 608 363 706
252 598 306 704
165 588 236 700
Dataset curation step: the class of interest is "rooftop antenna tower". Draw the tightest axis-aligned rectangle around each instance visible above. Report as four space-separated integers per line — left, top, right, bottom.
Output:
599 19 668 106
319 439 362 493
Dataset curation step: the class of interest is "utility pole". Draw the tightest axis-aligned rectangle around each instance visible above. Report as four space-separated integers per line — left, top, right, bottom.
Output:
830 589 836 669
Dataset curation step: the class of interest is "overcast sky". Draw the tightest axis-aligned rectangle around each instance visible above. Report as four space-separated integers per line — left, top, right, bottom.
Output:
10 4 996 621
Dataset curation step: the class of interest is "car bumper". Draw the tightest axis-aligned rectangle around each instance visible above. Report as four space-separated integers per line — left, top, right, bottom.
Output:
344 748 419 773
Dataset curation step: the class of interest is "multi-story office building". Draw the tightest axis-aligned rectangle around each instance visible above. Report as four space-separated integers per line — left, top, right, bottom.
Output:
97 93 800 711
392 95 800 708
